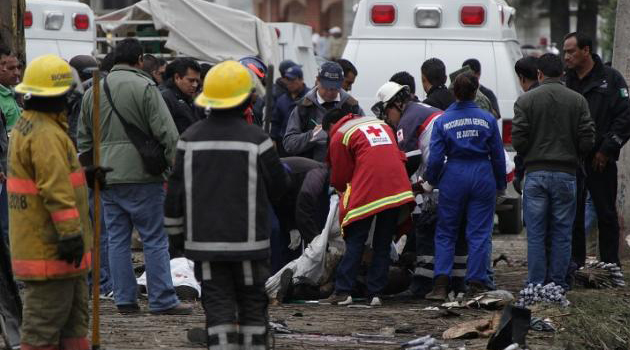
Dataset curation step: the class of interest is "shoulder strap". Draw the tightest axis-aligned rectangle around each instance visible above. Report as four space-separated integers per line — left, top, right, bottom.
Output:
103 76 154 140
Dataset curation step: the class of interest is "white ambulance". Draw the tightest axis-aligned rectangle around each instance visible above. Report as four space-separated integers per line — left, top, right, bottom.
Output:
343 0 523 233
24 0 96 63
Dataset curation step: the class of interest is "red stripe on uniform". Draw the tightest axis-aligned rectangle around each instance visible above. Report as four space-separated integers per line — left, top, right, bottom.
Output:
418 111 443 134
69 171 86 187
7 178 38 195
12 252 91 279
51 208 79 223
60 337 90 350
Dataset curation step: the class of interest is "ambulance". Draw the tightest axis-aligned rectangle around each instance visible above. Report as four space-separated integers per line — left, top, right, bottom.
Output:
24 0 96 63
343 0 523 233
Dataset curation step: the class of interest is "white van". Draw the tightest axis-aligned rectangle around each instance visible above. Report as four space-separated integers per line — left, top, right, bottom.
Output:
343 0 522 145
343 0 523 234
25 0 96 63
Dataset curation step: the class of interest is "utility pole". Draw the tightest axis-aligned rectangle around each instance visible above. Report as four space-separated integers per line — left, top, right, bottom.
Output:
0 0 26 64
612 0 630 257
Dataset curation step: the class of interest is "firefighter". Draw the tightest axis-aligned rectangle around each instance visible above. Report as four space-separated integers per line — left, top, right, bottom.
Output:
9 54 93 350
321 109 415 306
165 60 290 350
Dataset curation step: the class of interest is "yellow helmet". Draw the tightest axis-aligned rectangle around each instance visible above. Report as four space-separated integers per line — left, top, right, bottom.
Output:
15 54 75 97
195 60 254 109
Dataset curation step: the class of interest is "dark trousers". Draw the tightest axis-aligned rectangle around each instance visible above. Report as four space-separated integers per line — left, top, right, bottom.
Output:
335 207 399 297
573 160 620 266
195 260 270 350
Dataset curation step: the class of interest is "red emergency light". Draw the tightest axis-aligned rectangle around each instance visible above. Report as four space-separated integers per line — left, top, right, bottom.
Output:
502 120 512 145
460 6 485 26
371 5 396 25
24 11 33 28
73 13 90 30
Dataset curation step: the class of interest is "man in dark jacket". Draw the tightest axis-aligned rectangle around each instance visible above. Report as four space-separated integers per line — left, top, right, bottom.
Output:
272 65 309 157
165 61 290 349
161 58 202 134
512 56 540 195
273 59 298 100
563 32 630 268
463 58 501 118
512 53 595 289
283 61 363 161
421 58 456 111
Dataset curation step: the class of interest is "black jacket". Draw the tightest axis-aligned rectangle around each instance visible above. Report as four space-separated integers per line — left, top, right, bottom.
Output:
423 85 455 111
274 157 329 243
161 80 203 134
565 55 630 160
512 78 595 174
164 113 291 261
480 85 500 118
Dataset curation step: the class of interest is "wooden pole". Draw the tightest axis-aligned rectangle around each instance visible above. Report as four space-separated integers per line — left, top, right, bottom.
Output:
0 0 26 64
612 0 630 258
90 70 102 350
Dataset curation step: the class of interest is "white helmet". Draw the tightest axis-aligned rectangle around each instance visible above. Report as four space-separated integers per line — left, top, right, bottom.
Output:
371 82 410 118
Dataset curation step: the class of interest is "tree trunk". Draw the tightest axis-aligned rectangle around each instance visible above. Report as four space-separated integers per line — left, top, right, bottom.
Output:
0 0 26 64
612 0 630 258
577 0 599 52
549 0 570 49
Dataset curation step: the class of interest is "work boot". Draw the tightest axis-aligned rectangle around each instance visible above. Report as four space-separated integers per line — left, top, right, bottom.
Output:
320 293 352 305
150 303 193 315
466 280 488 297
425 275 449 301
275 269 294 304
117 303 141 314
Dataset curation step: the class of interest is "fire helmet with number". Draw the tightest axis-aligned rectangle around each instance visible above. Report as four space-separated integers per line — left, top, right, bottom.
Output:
15 54 75 97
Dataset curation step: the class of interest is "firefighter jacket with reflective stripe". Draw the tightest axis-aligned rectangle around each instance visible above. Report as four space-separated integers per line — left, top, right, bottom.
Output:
164 114 291 262
327 115 415 228
8 110 92 280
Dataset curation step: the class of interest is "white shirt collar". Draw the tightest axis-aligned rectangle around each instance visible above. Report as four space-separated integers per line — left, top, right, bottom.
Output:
316 90 341 105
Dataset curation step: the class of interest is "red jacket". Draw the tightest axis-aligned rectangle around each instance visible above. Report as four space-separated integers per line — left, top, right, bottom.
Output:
328 115 414 228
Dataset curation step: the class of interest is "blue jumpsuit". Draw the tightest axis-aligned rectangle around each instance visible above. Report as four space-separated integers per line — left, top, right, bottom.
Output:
424 101 506 284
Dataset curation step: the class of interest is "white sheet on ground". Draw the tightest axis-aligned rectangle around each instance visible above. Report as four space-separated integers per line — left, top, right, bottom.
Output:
137 257 201 298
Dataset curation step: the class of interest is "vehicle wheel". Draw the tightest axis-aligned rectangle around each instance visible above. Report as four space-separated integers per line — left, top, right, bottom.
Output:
497 197 522 234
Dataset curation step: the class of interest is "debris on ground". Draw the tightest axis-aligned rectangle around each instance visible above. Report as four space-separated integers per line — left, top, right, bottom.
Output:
529 317 555 332
493 254 512 267
442 314 500 339
515 282 569 307
575 261 626 288
401 334 455 349
486 305 530 350
441 290 514 310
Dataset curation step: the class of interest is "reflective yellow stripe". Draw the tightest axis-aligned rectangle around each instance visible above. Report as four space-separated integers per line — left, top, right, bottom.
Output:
343 184 351 208
342 121 388 145
342 191 414 226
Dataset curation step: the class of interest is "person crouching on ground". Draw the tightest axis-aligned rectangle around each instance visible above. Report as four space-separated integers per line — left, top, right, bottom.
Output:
165 60 291 350
320 108 415 307
424 73 506 300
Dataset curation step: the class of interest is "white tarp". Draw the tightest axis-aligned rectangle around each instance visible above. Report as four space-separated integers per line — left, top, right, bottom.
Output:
96 0 280 69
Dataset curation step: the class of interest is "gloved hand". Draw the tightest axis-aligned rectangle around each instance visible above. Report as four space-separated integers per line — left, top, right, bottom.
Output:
58 235 84 268
288 229 302 250
84 166 113 190
513 176 523 195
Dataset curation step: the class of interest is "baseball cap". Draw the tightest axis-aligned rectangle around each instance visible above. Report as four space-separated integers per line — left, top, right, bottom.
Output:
69 55 98 80
318 61 344 90
279 60 298 77
285 65 303 80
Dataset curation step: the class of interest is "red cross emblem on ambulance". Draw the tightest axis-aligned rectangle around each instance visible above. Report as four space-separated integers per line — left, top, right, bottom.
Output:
359 124 392 146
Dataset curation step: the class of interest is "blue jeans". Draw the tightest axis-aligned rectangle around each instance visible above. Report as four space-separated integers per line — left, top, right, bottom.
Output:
101 183 179 311
585 191 598 234
335 207 399 297
88 189 112 295
524 171 576 289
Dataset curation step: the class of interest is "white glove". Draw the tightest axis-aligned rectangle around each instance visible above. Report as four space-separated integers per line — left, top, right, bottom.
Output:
288 229 302 250
421 182 434 193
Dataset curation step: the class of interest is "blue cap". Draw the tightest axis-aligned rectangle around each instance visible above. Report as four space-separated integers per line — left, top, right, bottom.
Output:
279 60 298 77
318 61 344 90
285 65 303 80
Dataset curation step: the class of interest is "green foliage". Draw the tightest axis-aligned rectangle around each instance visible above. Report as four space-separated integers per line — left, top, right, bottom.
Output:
600 0 617 61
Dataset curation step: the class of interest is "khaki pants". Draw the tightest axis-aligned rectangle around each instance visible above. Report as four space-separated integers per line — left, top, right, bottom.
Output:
21 276 89 350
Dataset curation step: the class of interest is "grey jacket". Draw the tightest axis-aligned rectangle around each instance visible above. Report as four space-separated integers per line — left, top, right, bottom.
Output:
512 78 595 174
283 88 363 161
78 64 179 184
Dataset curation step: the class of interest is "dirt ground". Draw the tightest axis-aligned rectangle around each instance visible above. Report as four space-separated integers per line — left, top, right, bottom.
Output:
3 233 629 350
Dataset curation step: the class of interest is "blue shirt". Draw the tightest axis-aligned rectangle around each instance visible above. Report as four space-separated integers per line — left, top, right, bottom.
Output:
425 101 506 189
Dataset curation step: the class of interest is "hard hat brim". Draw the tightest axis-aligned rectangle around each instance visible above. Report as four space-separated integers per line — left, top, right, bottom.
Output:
14 83 72 97
194 90 252 110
